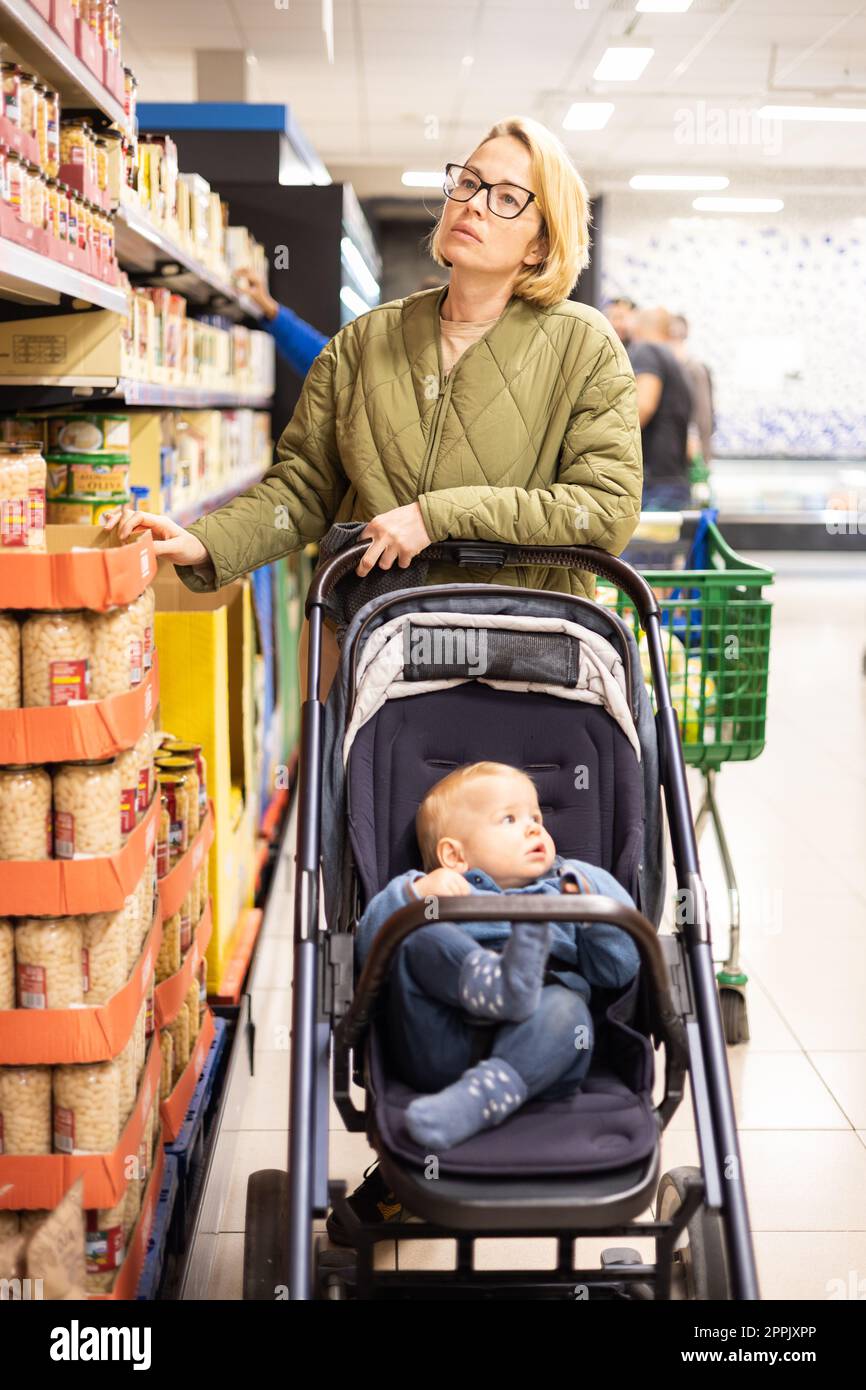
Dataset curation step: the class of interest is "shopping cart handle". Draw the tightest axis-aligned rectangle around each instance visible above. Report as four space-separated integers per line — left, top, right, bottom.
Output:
308 539 660 622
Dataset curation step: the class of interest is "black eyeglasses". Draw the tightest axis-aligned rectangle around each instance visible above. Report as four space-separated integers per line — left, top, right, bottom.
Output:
443 163 537 220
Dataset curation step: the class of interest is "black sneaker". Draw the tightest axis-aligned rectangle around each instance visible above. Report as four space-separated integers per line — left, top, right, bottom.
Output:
326 1160 419 1247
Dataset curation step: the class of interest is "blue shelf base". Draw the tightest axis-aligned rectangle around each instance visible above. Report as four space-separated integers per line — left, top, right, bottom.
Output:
166 1016 229 1181
136 1155 179 1301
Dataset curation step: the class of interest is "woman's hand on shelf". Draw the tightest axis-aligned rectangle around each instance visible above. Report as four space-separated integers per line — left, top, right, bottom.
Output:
357 502 432 577
104 506 210 567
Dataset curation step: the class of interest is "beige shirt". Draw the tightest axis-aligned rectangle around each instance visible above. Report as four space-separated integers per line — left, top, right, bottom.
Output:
439 312 501 380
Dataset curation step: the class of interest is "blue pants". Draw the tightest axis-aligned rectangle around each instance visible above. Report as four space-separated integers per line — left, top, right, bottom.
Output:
385 923 594 1102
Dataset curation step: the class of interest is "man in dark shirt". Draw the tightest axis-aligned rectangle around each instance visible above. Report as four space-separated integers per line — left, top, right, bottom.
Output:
627 307 693 509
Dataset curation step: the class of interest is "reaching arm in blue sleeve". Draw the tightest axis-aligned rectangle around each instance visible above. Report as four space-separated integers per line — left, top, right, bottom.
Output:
559 859 642 990
264 304 328 378
354 871 426 974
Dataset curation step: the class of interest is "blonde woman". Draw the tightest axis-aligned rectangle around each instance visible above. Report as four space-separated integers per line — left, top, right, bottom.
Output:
114 116 642 698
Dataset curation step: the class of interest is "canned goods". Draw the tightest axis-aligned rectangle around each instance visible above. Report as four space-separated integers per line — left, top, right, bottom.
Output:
160 740 207 818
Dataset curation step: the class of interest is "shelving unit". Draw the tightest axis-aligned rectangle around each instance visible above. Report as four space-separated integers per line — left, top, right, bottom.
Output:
115 203 263 321
0 0 131 135
0 234 127 312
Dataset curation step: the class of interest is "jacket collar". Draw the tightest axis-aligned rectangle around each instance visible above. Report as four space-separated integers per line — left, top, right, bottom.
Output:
464 864 557 893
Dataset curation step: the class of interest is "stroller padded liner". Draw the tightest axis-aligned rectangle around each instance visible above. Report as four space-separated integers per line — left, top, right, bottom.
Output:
349 683 658 1177
349 682 645 903
368 972 659 1176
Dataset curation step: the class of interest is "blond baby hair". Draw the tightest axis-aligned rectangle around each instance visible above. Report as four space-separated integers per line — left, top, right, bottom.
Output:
415 761 537 871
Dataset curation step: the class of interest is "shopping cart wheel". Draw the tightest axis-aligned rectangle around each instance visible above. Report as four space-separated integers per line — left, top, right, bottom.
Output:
719 985 750 1045
656 1167 731 1300
315 1237 357 1299
243 1168 289 1300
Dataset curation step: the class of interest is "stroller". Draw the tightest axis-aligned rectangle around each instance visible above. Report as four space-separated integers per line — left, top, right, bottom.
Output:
243 539 760 1301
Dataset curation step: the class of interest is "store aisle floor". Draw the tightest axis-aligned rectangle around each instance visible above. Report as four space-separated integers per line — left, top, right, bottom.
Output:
207 553 866 1300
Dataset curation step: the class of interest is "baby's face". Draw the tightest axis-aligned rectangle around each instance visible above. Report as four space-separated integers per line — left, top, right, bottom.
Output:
438 771 556 887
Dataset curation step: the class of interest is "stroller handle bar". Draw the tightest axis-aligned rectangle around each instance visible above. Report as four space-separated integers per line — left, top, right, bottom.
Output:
336 892 688 1074
306 539 661 623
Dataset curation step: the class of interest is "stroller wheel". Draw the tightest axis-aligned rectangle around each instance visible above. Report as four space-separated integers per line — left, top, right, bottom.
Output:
243 1169 289 1300
719 987 750 1045
315 1237 357 1300
657 1167 731 1300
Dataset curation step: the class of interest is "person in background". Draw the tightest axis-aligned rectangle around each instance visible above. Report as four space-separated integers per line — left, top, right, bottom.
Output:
627 307 693 511
669 313 715 467
603 297 637 350
234 269 327 379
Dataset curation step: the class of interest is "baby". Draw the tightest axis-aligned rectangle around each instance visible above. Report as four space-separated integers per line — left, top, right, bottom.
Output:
355 761 641 1152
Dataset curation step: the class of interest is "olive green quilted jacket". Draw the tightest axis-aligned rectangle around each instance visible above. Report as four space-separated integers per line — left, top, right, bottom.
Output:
179 284 642 600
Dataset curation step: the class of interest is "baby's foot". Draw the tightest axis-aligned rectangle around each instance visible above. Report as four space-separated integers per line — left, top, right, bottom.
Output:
405 1057 527 1151
457 923 552 1022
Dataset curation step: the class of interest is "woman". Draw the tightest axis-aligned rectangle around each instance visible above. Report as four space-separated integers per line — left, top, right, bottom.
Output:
115 115 642 696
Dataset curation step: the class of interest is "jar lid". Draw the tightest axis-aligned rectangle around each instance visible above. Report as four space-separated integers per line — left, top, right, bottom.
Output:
158 772 188 786
9 441 44 451
159 757 196 771
66 757 116 767
162 740 201 753
0 762 42 770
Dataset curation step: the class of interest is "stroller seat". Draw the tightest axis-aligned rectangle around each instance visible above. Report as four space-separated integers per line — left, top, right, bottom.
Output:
346 680 662 1227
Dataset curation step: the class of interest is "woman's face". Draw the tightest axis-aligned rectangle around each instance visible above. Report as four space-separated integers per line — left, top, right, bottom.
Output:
439 135 547 283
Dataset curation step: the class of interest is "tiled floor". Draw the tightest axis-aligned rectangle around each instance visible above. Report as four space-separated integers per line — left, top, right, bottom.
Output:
201 552 866 1300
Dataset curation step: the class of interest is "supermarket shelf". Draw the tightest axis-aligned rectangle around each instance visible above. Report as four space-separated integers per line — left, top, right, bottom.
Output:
0 0 131 136
169 472 266 528
0 234 127 312
116 379 272 409
115 203 263 321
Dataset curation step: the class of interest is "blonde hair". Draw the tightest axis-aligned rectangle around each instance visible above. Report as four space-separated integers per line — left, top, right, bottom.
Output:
427 115 591 309
416 761 537 871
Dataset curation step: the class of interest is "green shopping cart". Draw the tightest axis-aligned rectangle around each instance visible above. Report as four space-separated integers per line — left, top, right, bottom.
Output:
599 509 774 1044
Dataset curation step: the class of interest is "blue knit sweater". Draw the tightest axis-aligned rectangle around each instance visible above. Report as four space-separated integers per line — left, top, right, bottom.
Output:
355 857 641 1002
263 304 327 378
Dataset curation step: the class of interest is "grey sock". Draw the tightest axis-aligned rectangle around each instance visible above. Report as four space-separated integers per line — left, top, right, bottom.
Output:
457 923 552 1022
405 1057 528 1151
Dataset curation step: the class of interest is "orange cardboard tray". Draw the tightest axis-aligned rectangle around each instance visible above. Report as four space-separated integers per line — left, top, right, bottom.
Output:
154 898 212 1029
0 903 163 1065
0 655 159 765
88 1132 165 1302
212 907 263 1006
0 529 156 610
156 803 214 920
160 1007 215 1142
0 790 159 917
0 1031 161 1210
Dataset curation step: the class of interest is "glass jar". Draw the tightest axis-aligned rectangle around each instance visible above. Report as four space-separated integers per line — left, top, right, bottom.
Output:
17 441 46 550
161 740 207 818
33 82 47 168
0 764 52 860
18 71 35 140
168 1007 189 1083
135 722 154 818
95 137 108 193
45 89 59 179
116 744 140 838
0 444 28 548
45 177 59 239
82 908 128 1004
159 1030 173 1100
61 121 87 169
5 151 22 213
126 588 153 678
18 159 33 226
123 68 138 131
0 1065 52 1154
57 181 69 242
29 168 45 231
158 757 199 836
156 792 170 878
15 916 84 1008
1 63 20 128
67 190 78 248
179 890 192 955
0 612 20 709
0 918 13 1010
155 910 180 983
53 1060 120 1154
53 758 122 859
22 610 91 707
0 142 7 205
157 772 189 865
88 602 145 698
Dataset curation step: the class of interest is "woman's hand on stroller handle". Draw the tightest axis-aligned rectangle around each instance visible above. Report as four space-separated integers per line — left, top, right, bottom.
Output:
357 502 432 576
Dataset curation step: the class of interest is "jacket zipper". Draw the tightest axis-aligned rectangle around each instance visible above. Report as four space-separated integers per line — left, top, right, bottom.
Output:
416 304 509 498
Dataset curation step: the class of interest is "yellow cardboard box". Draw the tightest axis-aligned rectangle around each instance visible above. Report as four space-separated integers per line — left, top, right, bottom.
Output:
153 567 258 990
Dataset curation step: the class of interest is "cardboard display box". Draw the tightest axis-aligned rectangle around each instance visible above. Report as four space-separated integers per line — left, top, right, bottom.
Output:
153 568 257 990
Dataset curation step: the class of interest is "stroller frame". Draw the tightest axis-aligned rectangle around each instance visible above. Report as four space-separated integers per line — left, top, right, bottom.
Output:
273 540 760 1301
